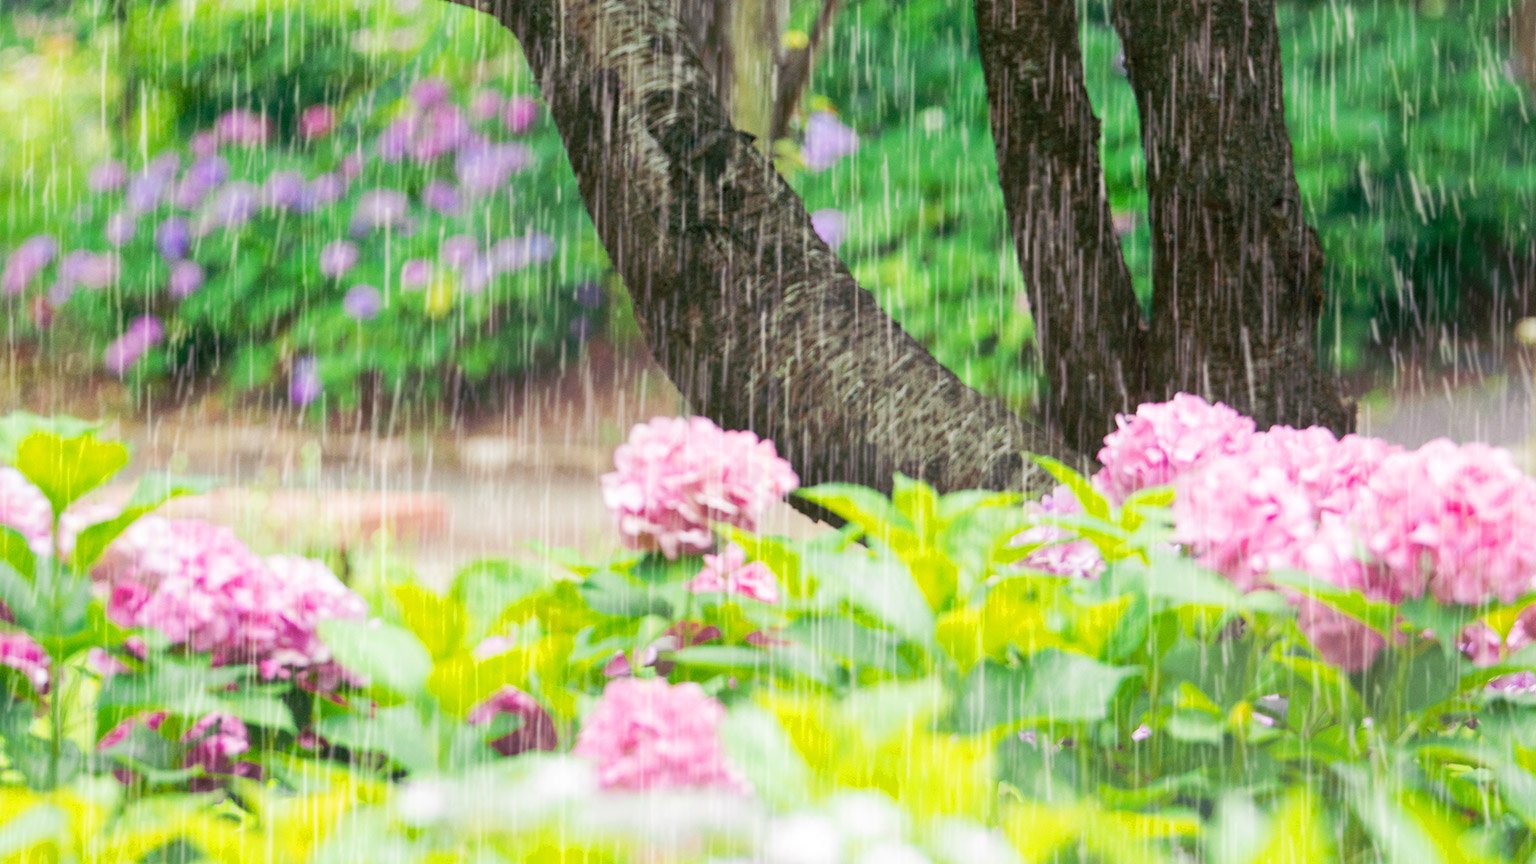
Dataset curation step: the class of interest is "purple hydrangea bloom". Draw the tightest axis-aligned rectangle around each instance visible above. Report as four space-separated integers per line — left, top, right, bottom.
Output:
147 152 182 180
172 176 213 211
124 172 168 215
502 96 539 134
349 188 411 235
410 78 451 109
167 260 205 298
376 120 413 163
489 232 556 274
47 279 75 307
155 217 191 261
456 143 532 194
420 180 462 215
194 182 260 235
810 208 847 250
342 284 383 320
318 240 359 279
470 88 505 121
289 356 322 406
62 250 119 289
339 152 365 180
214 109 271 146
410 105 471 162
103 316 165 376
188 156 230 188
104 212 137 247
88 160 128 193
263 171 308 210
460 256 495 294
439 235 478 268
573 282 603 308
309 173 347 207
3 235 58 295
801 112 859 172
400 258 433 290
189 131 219 158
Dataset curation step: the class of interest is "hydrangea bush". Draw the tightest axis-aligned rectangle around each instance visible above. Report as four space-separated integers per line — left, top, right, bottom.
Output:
6 403 1536 862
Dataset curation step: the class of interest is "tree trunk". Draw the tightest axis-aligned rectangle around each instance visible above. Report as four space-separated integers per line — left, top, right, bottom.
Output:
445 0 1077 502
974 0 1154 455
1115 0 1355 434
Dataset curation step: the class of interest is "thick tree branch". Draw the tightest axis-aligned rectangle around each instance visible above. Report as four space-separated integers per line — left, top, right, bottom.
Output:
769 0 843 144
1115 0 1354 434
444 0 1079 504
974 0 1154 454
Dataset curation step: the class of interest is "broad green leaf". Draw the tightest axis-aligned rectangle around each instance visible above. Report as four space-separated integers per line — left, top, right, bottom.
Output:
316 706 437 776
808 546 935 648
15 431 130 517
892 473 939 536
389 583 468 661
69 473 212 571
0 413 100 466
427 645 542 719
1028 454 1110 520
0 526 35 581
796 483 915 542
317 619 432 699
957 651 1141 733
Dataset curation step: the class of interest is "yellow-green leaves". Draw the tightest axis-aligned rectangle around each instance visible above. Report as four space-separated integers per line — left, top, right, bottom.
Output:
15 430 128 519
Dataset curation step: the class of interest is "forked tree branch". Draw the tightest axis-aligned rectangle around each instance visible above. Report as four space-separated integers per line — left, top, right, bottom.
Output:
974 0 1154 453
440 0 1080 506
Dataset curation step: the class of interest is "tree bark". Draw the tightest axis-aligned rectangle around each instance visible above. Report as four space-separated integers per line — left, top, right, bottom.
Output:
444 0 1077 501
974 0 1154 454
1115 0 1355 434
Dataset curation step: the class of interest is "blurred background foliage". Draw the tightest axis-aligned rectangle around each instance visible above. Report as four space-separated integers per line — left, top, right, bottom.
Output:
3 0 1536 418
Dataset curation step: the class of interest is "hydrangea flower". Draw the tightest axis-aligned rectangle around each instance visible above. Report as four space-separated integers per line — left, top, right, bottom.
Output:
214 109 271 146
319 240 360 279
194 182 260 235
103 212 136 247
470 88 505 120
183 711 260 791
439 235 478 268
456 143 531 194
0 467 55 557
309 173 347 207
600 416 800 558
687 543 780 603
573 677 750 793
3 234 57 295
299 104 336 139
420 180 462 215
0 631 51 695
343 285 382 321
801 112 859 171
95 518 366 679
1095 393 1257 503
263 171 309 211
290 356 322 406
1014 485 1105 579
1358 439 1536 606
503 96 539 134
155 217 191 261
350 188 411 234
88 160 128 193
810 208 847 250
467 685 559 756
400 259 433 290
103 316 165 377
409 78 451 109
167 260 205 299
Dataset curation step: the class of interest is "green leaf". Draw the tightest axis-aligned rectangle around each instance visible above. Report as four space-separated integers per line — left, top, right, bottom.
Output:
317 619 432 699
957 651 1141 733
389 583 468 662
1027 454 1110 520
0 526 36 581
69 473 213 571
316 706 437 775
796 483 915 541
14 430 130 517
0 413 101 466
0 559 40 630
809 546 935 648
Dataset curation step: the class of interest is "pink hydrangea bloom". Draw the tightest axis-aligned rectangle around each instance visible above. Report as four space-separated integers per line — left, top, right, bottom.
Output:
213 109 271 146
467 685 559 756
600 416 799 558
95 518 367 680
183 711 261 791
299 104 337 139
1355 440 1536 606
687 543 780 603
0 631 50 694
0 467 55 557
1013 484 1105 579
573 677 749 793
1173 456 1328 593
1095 393 1257 503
